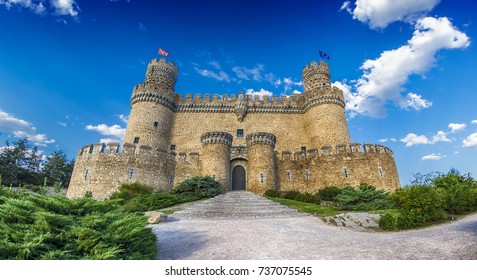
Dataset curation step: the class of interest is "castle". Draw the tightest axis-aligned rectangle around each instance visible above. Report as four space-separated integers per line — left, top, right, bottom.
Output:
67 58 400 199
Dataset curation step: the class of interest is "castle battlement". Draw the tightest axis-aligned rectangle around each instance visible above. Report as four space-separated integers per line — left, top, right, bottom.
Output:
77 142 175 159
277 143 394 162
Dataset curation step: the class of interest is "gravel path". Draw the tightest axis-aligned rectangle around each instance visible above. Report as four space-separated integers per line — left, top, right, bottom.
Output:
151 213 477 260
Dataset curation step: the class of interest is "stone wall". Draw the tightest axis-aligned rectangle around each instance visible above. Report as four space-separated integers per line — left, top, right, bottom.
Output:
66 142 175 199
246 132 277 195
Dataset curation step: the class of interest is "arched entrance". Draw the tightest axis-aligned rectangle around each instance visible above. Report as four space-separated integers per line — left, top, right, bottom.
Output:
231 165 246 190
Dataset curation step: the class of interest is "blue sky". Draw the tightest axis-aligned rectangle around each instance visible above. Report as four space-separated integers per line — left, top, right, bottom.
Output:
0 0 476 185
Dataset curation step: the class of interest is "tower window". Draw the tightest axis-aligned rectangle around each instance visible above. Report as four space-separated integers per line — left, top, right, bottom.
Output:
260 172 265 183
153 121 159 128
301 146 306 153
170 144 176 151
286 170 292 181
378 167 384 178
342 167 349 178
128 168 136 180
133 137 140 144
237 129 244 137
83 169 89 181
305 170 311 181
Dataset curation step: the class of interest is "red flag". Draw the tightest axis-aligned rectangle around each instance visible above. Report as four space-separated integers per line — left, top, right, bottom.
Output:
158 48 169 56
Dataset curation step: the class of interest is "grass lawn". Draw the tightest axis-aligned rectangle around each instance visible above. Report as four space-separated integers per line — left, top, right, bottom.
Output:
268 197 341 216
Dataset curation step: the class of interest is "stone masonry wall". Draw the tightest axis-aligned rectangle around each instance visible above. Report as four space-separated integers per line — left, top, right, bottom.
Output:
67 143 175 199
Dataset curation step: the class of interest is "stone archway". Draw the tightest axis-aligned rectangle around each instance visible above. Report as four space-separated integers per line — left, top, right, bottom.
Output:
231 165 246 190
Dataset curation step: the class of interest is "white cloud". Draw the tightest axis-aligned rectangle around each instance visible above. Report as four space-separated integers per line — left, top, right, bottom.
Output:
232 64 266 81
472 120 477 125
401 130 450 147
0 0 46 14
208 60 221 70
85 124 125 142
401 92 432 111
245 88 273 100
0 109 55 146
13 131 55 147
463 133 477 149
338 16 470 118
448 123 467 133
378 138 396 143
57 122 67 127
50 0 79 17
0 0 79 17
431 130 451 143
421 153 446 161
401 133 431 147
194 64 230 83
117 114 129 124
342 0 441 29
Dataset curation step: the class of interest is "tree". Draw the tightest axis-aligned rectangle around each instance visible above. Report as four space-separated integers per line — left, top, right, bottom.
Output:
0 138 42 186
42 150 75 188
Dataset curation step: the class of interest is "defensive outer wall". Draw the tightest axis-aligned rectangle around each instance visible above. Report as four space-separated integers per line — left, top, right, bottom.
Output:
67 58 400 199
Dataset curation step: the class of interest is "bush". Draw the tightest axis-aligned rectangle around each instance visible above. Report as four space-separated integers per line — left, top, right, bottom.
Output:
392 185 445 227
0 191 156 260
110 182 153 200
294 192 315 203
282 191 301 200
379 213 398 231
122 192 178 213
433 172 477 214
264 189 281 198
316 186 342 202
335 184 395 211
173 176 223 198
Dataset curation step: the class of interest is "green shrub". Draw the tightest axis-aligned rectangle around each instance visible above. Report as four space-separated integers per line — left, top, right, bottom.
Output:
173 176 223 198
122 192 178 213
335 184 395 211
110 182 153 200
316 186 342 202
0 192 156 260
294 192 315 203
392 185 445 227
282 191 301 200
379 213 398 231
433 172 477 214
264 189 281 198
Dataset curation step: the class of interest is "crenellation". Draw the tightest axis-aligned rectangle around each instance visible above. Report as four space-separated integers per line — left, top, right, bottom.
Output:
68 58 401 199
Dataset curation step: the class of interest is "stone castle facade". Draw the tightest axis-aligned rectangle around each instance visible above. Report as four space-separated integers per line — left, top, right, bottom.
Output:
67 58 400 199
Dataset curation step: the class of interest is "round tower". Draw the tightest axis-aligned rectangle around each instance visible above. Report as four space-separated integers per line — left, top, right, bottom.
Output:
302 61 351 149
200 131 233 191
123 58 178 151
246 132 277 195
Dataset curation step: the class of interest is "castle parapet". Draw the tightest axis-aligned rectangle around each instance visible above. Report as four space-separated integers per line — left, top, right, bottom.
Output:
201 131 233 147
106 142 120 153
246 132 276 148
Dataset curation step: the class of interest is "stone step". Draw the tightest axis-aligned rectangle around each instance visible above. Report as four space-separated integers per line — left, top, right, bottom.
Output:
172 191 307 220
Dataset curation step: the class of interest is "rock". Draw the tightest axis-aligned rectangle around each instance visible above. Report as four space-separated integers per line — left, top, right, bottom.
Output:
323 213 381 231
145 211 168 224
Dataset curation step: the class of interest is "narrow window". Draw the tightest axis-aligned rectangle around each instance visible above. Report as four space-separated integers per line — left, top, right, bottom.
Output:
169 172 174 184
260 173 265 183
128 168 136 180
170 144 176 151
237 129 244 137
378 167 384 178
286 170 292 181
133 137 140 144
305 170 310 181
83 169 89 181
301 146 306 153
153 121 159 128
342 167 349 178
